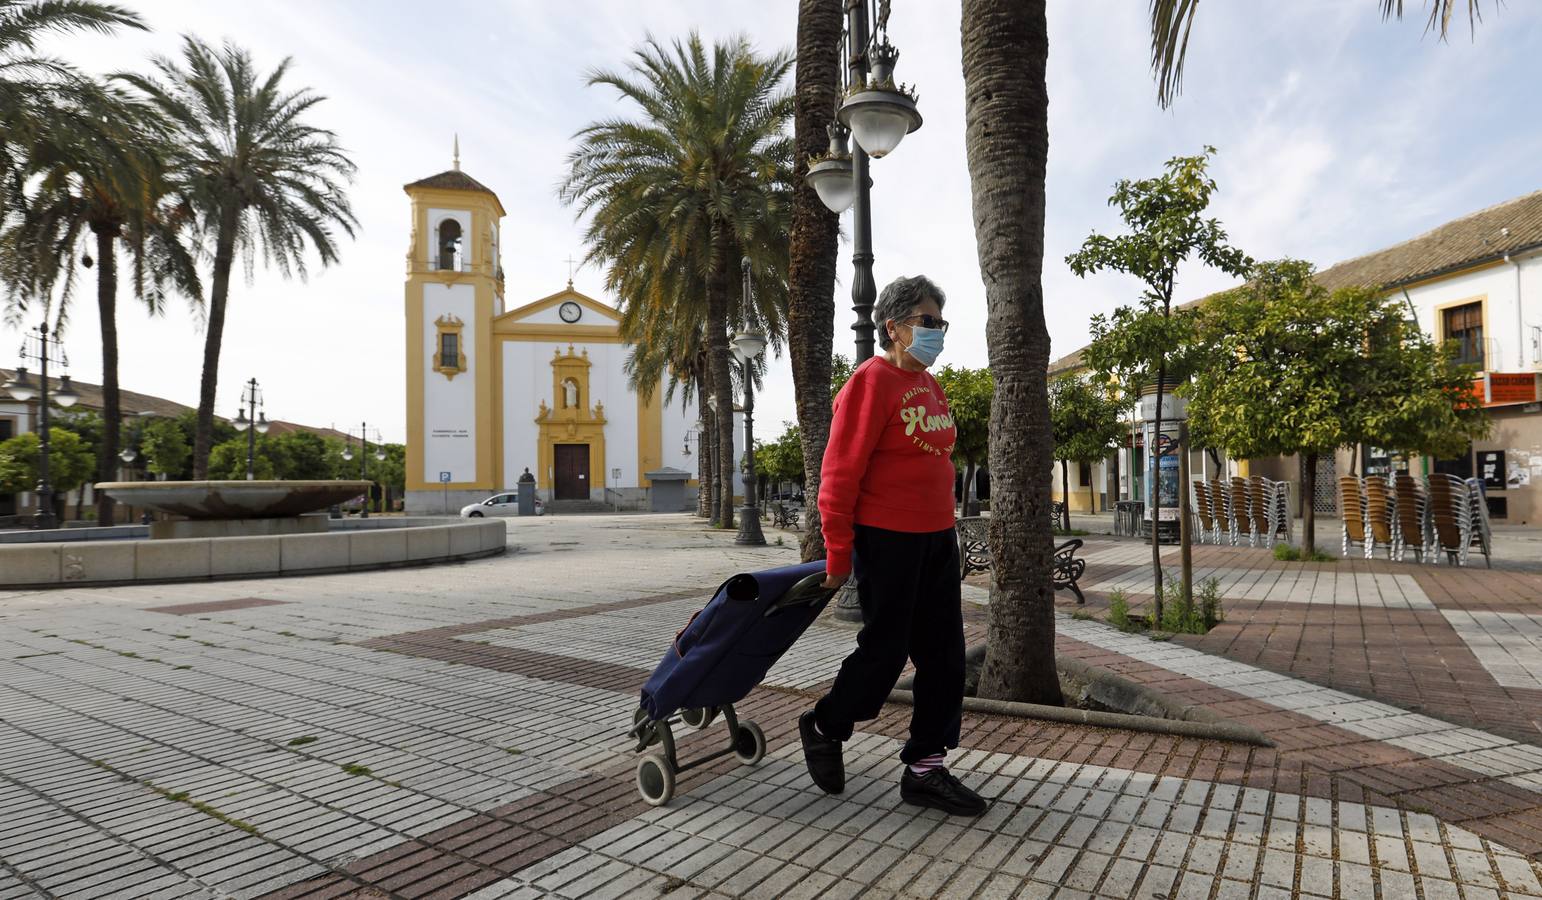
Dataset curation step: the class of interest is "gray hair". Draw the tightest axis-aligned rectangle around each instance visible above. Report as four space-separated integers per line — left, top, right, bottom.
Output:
873 275 947 350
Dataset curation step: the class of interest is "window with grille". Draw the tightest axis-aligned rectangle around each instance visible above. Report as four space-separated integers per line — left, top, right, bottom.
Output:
1442 302 1484 367
439 332 459 369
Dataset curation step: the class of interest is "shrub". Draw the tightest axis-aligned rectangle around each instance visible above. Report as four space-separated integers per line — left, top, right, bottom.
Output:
1273 543 1336 563
1157 575 1223 635
1108 589 1133 632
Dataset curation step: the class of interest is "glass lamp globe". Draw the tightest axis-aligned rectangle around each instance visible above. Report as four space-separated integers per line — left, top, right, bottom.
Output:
807 157 856 214
4 367 36 401
375 447 386 461
342 446 354 462
733 330 767 362
54 375 79 408
842 99 921 159
232 410 250 432
119 448 136 464
254 413 269 434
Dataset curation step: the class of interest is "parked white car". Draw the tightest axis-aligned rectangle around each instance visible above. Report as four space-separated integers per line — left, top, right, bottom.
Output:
460 493 544 517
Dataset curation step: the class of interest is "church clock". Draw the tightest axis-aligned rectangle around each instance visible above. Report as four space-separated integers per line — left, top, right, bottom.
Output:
559 301 582 323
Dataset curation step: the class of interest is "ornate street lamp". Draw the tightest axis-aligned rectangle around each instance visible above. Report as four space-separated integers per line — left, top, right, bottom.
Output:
733 259 768 546
806 0 922 364
230 378 268 480
343 422 384 517
4 323 77 529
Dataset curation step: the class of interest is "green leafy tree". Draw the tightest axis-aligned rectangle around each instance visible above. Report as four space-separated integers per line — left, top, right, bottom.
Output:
0 428 95 520
1189 259 1488 554
755 422 805 500
1068 146 1251 610
122 38 357 479
1048 373 1129 531
207 436 274 480
267 430 337 480
934 365 992 516
139 416 189 479
53 408 102 515
560 33 793 530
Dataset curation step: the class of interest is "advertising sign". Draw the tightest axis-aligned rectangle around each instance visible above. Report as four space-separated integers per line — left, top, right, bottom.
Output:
1143 426 1181 521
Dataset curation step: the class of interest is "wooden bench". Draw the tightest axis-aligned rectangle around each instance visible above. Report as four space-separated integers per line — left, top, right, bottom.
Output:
955 516 1087 604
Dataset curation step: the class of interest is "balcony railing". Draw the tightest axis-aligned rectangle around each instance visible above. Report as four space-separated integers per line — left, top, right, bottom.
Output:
429 257 471 272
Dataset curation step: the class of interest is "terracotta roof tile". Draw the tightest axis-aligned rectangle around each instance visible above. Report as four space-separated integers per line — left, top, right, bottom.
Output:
403 169 500 198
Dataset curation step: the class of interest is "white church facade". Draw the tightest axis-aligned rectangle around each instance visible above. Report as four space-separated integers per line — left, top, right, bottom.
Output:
402 162 702 513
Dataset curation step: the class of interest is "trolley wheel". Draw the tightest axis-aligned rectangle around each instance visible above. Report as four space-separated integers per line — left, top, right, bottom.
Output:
732 720 766 766
680 707 708 729
636 754 676 806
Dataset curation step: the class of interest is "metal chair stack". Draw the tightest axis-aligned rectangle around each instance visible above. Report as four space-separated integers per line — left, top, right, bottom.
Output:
1268 479 1294 545
1209 479 1233 546
1229 477 1253 546
1192 481 1215 544
1246 477 1271 548
1392 475 1429 563
1462 477 1494 568
1362 476 1396 560
1338 475 1370 558
1426 474 1472 566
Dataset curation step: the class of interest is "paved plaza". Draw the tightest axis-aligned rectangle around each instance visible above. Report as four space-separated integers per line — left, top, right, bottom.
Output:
2 515 1542 899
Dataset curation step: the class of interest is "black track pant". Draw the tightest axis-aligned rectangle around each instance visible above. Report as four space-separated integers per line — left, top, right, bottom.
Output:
814 524 965 764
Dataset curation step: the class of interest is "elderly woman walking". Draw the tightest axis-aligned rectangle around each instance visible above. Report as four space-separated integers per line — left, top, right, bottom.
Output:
799 275 987 817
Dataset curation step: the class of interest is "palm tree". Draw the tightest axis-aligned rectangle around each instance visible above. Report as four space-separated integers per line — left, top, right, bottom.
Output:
0 1 144 218
957 0 1492 704
787 0 843 561
561 33 794 529
120 37 357 478
0 83 201 524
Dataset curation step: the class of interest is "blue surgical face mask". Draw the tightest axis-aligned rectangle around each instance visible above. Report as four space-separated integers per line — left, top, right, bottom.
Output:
905 325 945 367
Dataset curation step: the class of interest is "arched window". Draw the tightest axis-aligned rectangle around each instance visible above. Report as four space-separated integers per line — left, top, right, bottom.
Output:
436 219 463 271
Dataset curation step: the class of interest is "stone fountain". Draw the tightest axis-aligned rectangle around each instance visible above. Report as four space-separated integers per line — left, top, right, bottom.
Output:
98 480 372 539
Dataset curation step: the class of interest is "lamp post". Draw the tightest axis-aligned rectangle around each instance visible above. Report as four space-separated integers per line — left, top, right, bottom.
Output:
805 0 922 364
4 323 79 530
342 423 385 518
734 258 768 546
230 378 269 480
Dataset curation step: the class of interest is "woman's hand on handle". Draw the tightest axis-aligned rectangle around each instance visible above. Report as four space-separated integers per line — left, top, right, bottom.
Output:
822 573 848 590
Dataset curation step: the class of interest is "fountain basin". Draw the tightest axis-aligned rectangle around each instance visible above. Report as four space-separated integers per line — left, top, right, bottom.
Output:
98 480 371 519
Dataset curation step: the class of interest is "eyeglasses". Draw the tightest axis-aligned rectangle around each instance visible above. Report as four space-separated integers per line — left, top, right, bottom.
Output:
897 314 949 333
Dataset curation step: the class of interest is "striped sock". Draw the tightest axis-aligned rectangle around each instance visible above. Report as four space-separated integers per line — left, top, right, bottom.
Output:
907 753 945 777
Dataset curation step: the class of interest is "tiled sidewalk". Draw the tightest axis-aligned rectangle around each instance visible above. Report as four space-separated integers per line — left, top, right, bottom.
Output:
0 515 1540 898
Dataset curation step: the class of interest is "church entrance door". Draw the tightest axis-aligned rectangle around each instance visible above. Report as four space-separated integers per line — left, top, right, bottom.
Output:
555 444 590 500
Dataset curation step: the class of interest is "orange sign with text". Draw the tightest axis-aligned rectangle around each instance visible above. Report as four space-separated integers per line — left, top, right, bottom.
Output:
1487 373 1539 406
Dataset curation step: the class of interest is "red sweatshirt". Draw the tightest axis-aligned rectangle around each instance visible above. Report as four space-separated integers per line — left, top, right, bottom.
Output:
819 356 958 578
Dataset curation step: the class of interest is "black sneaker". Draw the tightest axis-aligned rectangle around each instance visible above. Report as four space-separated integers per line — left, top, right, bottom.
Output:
799 711 844 794
900 767 988 816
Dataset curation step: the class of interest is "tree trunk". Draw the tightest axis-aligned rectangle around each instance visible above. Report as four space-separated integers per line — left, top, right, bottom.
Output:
1302 452 1317 556
962 0 1062 706
788 0 843 563
1150 363 1166 624
193 207 239 479
1178 423 1192 607
707 237 735 529
963 461 978 516
1059 459 1070 531
695 370 712 518
92 224 119 525
1088 469 1096 520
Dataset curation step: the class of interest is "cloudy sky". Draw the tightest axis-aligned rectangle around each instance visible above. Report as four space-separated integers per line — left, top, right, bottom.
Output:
14 1 1542 444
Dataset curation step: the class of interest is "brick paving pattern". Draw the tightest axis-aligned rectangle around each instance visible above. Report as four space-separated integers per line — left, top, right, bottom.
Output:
0 515 1540 898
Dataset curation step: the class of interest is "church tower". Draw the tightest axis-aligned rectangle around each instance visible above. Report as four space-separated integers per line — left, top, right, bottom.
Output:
403 142 505 513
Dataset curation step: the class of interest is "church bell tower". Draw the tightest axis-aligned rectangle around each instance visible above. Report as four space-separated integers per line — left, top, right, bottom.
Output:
403 140 506 513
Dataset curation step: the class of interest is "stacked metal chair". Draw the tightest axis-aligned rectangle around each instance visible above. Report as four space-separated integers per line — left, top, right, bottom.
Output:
1192 481 1214 544
1362 476 1397 560
1462 477 1494 568
1425 474 1473 566
1229 477 1253 546
1392 474 1430 562
1245 477 1271 548
1337 475 1370 558
1208 478 1233 545
1268 479 1294 545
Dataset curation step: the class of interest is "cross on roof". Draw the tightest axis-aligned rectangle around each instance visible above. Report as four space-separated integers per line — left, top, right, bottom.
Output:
564 255 580 288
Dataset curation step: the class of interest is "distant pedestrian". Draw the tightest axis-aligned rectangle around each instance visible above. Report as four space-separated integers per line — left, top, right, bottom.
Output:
800 275 987 817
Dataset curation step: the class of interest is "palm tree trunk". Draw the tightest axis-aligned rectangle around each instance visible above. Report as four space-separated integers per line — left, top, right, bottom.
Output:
789 0 843 562
695 372 711 518
92 225 119 525
962 0 1062 706
193 208 238 479
707 238 735 529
